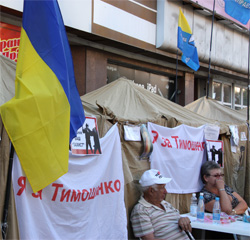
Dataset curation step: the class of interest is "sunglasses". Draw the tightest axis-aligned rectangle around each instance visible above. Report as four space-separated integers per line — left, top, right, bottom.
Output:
207 174 224 178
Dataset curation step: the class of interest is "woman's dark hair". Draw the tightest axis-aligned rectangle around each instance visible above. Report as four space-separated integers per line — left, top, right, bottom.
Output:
200 161 220 184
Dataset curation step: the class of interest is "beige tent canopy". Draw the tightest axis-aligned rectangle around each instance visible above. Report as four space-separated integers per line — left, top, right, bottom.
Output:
81 78 245 238
82 78 231 133
185 96 247 124
185 96 249 206
0 54 16 106
238 107 250 120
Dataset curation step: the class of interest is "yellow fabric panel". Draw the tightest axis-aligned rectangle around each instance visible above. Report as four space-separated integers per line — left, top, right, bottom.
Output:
178 9 192 34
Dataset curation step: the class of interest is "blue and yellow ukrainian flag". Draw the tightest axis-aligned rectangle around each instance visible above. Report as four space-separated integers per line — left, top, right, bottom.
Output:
0 0 85 192
178 9 200 71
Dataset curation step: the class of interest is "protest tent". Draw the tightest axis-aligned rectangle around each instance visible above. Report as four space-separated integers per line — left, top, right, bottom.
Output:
81 78 229 189
185 96 247 124
81 78 229 130
1 54 246 239
81 77 243 238
185 96 250 205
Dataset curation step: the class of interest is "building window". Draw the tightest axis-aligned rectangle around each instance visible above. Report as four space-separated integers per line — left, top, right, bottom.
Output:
212 82 221 101
234 87 241 106
212 81 247 109
107 62 175 100
234 86 248 110
223 84 232 104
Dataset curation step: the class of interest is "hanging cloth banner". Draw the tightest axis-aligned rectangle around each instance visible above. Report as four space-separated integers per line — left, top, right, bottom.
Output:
148 122 206 193
12 124 127 240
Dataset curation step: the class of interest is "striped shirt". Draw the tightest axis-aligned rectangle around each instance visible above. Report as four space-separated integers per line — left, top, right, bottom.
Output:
130 197 189 240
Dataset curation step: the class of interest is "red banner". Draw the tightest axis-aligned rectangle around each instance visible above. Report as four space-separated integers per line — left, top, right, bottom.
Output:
0 22 21 62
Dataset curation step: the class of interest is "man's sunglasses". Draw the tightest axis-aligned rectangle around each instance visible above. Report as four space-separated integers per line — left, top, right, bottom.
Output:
207 174 224 178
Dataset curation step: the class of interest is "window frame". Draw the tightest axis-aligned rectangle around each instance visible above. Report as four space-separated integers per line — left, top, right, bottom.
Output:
212 80 247 109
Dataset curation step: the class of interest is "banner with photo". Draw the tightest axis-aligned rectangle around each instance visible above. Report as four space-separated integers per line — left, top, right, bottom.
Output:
206 140 224 167
71 116 102 155
148 122 206 193
12 124 127 240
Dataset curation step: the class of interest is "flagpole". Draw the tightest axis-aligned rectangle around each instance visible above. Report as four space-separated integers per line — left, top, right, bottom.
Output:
247 28 250 122
175 49 179 103
206 0 216 98
1 143 14 240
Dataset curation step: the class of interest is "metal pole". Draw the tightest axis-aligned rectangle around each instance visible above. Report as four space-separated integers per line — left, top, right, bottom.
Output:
1 143 14 240
247 28 250 122
206 0 216 98
175 49 179 103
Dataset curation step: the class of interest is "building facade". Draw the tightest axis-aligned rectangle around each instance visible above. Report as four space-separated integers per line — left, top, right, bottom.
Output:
1 0 249 108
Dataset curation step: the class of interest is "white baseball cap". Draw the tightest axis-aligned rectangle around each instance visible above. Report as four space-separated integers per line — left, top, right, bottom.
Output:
139 169 172 187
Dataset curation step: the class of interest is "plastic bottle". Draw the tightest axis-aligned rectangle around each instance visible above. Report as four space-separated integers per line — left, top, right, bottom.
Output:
190 193 197 217
213 197 221 224
197 193 205 222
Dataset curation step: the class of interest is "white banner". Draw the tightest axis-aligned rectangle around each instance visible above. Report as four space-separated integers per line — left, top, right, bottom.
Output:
148 122 206 193
12 124 127 240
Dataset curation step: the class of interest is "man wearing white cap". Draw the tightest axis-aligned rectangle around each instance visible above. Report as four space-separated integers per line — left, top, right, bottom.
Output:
131 169 192 240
